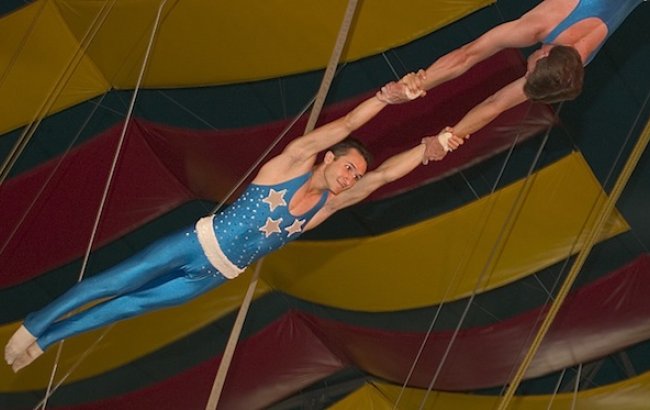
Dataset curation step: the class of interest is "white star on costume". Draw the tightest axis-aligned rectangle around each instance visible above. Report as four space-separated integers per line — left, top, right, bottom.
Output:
285 219 305 237
262 189 287 212
259 217 282 237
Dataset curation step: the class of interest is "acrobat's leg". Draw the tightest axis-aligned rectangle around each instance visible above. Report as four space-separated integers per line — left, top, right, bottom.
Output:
5 226 198 365
12 267 226 372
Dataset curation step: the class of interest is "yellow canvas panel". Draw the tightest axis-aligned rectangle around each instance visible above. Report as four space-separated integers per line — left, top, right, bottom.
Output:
263 152 629 311
1 0 490 132
0 1 109 134
332 375 650 410
0 267 271 392
54 0 492 88
328 383 394 410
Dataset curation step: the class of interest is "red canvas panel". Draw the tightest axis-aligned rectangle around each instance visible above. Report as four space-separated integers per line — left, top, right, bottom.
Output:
53 255 650 408
54 312 346 410
304 255 650 390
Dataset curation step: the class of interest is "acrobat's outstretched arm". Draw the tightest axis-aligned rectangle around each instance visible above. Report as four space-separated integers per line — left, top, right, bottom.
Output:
306 138 460 229
255 73 426 184
422 77 528 162
380 13 544 104
289 70 426 159
418 19 542 91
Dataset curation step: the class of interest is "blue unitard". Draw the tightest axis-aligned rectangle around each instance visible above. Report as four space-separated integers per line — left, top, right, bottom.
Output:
543 0 645 64
23 172 327 351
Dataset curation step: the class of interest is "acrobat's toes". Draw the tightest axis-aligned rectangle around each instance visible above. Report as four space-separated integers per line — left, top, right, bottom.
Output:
5 324 36 365
11 342 43 373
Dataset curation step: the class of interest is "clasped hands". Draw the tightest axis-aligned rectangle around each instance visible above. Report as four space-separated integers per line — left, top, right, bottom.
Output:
376 69 427 104
420 127 465 164
376 70 465 164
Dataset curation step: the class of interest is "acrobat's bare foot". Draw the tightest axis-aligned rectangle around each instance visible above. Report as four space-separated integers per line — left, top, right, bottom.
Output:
11 342 43 373
4 324 36 365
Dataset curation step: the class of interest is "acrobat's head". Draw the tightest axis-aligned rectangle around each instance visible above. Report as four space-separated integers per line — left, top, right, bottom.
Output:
321 137 372 194
524 45 584 104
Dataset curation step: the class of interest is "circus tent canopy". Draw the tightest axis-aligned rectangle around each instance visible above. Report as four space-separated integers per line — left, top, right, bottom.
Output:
1 0 649 409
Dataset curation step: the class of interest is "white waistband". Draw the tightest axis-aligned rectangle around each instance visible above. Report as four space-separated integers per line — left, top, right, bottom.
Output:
195 215 244 279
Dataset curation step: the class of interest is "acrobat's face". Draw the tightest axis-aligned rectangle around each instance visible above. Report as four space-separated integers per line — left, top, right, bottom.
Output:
525 44 554 77
323 148 367 194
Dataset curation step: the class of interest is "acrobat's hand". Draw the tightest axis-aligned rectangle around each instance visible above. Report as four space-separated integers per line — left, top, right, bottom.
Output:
421 135 446 164
421 127 464 164
376 70 426 104
437 127 465 152
400 69 427 100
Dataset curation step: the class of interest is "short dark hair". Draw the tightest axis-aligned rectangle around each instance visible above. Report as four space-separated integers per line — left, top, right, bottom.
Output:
329 137 373 167
523 45 584 104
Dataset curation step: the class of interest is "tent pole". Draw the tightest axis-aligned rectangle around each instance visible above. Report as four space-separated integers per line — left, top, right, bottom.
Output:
204 1 359 408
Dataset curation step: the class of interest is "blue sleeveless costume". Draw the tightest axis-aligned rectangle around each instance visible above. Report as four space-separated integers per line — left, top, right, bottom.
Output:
24 172 327 350
543 0 645 64
213 172 328 270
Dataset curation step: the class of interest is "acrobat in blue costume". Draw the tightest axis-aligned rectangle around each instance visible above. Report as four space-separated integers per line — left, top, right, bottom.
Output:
23 171 327 351
543 0 645 64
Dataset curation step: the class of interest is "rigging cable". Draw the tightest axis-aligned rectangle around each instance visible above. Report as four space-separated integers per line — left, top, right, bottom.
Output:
497 95 650 410
0 1 115 186
35 1 170 407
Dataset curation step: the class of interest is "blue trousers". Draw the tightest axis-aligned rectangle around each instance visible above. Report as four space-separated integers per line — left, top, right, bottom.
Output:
24 225 227 350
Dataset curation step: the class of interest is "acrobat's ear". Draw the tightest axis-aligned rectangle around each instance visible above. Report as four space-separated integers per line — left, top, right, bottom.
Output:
324 150 336 164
